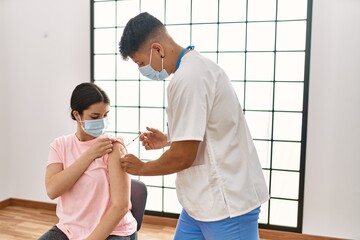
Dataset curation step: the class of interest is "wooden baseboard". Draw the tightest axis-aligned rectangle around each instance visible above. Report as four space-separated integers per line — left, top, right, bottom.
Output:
143 214 178 228
0 198 11 209
259 229 345 240
10 198 56 211
0 198 345 240
0 198 56 211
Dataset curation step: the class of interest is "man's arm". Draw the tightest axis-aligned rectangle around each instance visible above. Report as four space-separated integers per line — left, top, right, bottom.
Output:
120 140 200 176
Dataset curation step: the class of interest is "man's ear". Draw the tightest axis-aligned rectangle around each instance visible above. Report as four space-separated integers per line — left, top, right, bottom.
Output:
151 42 165 58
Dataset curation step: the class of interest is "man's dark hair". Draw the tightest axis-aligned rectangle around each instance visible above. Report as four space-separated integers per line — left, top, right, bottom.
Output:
119 12 164 59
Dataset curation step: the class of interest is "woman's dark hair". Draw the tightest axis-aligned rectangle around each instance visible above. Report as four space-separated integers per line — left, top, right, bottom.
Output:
119 12 164 59
70 82 110 120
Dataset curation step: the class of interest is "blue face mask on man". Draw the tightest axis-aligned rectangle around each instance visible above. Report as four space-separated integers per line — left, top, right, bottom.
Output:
139 48 169 80
81 118 109 137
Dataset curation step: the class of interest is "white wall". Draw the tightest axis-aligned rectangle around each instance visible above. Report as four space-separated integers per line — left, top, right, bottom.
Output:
0 0 10 201
1 0 359 239
303 0 360 239
0 0 89 202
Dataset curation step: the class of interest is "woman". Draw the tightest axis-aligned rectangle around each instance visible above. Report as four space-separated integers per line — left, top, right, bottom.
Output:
39 83 137 240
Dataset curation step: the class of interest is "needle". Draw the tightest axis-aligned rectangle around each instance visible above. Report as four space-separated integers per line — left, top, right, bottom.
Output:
126 132 141 146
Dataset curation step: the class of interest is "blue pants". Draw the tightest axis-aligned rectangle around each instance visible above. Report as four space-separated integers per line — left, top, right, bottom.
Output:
174 207 260 240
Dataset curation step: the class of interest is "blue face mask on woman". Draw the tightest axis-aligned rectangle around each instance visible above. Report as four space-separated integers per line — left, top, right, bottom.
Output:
139 48 169 80
81 118 109 137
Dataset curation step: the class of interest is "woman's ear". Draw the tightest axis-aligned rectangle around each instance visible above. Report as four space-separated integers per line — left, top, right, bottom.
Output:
73 111 80 121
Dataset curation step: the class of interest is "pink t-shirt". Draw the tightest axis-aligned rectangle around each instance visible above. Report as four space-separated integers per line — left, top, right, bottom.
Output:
47 133 137 240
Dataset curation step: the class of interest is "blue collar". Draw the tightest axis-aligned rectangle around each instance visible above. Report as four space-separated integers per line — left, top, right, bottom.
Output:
175 45 194 71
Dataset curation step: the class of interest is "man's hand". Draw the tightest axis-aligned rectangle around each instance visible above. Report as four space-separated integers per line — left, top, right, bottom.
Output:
140 127 169 150
120 154 145 175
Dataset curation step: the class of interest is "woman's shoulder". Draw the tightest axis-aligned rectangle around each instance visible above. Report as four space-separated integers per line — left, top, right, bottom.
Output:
102 134 125 146
50 133 76 148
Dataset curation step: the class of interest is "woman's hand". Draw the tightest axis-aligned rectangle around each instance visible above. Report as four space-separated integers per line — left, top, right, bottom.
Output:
86 137 114 159
140 127 169 150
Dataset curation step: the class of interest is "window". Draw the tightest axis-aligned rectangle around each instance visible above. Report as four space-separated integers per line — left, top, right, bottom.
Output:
91 0 312 232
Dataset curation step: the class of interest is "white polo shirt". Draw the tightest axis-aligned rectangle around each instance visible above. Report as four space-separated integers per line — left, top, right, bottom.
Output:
166 51 269 221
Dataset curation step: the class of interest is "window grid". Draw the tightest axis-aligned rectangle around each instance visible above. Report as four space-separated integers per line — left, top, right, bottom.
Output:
91 0 312 232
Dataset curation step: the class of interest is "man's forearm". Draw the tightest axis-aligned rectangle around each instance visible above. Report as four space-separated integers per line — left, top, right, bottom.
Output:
140 150 189 176
121 141 200 176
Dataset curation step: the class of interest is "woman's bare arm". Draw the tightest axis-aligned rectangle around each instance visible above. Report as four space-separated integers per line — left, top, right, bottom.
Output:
86 142 131 240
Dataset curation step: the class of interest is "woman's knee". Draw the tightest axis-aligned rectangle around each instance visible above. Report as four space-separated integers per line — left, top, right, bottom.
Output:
38 226 68 240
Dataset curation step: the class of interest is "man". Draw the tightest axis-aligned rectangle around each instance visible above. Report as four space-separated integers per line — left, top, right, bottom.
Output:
119 12 269 240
